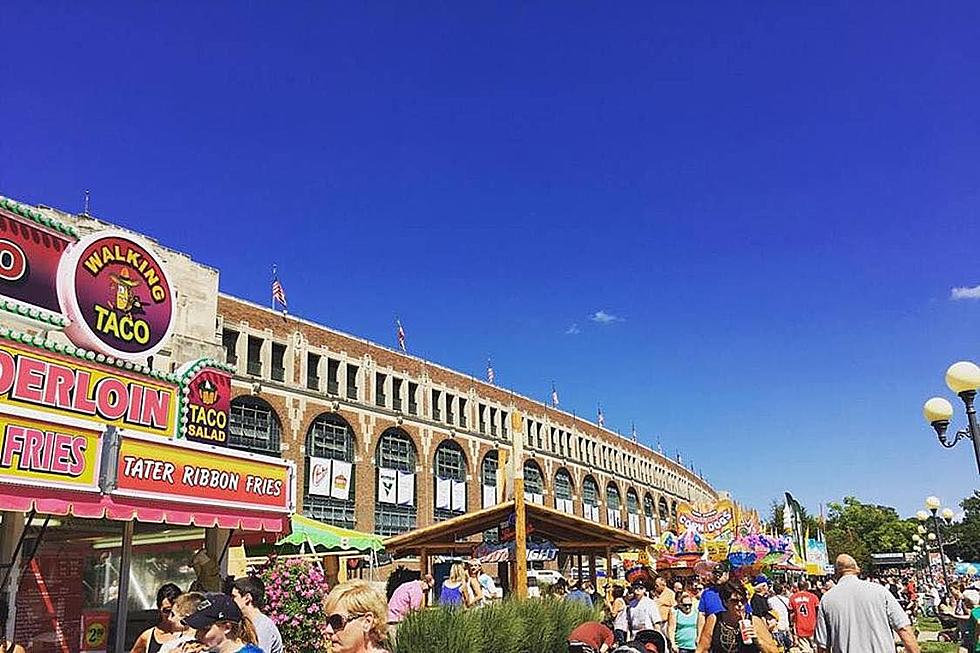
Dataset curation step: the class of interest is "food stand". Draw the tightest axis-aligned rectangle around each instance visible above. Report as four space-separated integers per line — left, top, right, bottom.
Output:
0 198 296 653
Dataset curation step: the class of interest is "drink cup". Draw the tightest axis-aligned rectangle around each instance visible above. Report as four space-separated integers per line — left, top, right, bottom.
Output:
739 618 754 644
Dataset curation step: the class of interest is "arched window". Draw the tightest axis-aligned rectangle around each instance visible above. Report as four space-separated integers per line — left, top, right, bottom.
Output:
523 460 544 504
671 500 678 520
606 483 622 527
481 451 498 508
303 413 356 528
626 488 640 533
658 496 670 524
433 440 467 521
582 475 600 521
555 468 573 513
228 396 281 456
643 493 656 537
374 428 417 537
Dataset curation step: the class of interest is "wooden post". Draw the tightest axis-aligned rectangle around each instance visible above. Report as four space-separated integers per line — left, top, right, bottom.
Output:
605 546 614 580
512 410 528 599
589 553 597 588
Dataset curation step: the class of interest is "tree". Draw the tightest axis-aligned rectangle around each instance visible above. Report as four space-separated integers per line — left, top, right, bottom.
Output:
947 490 980 561
765 499 820 537
824 496 917 570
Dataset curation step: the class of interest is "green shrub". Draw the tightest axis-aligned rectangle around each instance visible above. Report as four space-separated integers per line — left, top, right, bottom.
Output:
394 597 599 653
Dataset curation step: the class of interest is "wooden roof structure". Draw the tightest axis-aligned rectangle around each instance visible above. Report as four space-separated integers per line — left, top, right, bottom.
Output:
384 500 654 557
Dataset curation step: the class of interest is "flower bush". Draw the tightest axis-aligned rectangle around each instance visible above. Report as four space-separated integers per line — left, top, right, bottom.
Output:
257 556 330 650
394 598 599 653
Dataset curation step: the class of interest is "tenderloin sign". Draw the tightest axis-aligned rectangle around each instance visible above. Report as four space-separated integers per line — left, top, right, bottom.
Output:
58 231 175 359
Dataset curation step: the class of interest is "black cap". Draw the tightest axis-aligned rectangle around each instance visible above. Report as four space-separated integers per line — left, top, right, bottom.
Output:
183 593 242 629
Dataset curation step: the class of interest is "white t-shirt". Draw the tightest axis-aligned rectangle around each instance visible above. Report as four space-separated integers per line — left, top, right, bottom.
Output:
628 596 662 636
251 610 284 653
768 594 791 630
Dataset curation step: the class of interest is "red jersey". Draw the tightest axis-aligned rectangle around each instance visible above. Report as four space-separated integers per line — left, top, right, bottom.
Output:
788 591 820 637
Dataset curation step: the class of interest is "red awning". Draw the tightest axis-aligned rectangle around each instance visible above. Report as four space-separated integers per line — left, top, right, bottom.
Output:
0 484 287 532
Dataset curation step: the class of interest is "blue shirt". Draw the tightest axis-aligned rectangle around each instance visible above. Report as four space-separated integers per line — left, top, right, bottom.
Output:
237 645 264 653
699 587 751 616
567 590 593 607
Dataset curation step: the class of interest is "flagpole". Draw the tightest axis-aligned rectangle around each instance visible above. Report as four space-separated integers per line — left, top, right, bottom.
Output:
271 264 276 310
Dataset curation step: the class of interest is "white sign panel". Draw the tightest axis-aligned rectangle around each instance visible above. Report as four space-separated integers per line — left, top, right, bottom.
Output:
378 468 397 504
308 456 333 497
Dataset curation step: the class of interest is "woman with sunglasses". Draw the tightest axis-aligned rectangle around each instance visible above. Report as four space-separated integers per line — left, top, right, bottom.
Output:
324 580 389 653
131 584 185 653
698 583 778 653
671 594 699 653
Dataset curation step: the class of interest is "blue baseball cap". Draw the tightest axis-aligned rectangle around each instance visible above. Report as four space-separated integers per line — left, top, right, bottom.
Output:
753 575 770 586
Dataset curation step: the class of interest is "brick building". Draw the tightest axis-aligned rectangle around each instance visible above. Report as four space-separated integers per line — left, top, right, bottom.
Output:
17 194 717 541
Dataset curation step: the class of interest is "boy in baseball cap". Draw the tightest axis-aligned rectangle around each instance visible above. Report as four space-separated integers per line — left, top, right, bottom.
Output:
183 593 262 653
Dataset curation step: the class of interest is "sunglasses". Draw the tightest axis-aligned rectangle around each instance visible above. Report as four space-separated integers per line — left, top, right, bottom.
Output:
326 613 369 632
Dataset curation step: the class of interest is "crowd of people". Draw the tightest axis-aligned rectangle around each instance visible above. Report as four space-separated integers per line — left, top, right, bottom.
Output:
47 552 976 653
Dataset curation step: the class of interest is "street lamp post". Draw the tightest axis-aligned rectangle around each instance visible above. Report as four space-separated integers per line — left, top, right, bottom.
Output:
919 496 952 596
923 361 980 474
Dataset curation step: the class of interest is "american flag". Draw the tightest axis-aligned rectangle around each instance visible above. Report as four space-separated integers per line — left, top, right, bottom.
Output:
597 405 605 428
486 359 495 384
396 319 406 352
631 422 638 442
271 266 287 311
551 383 559 408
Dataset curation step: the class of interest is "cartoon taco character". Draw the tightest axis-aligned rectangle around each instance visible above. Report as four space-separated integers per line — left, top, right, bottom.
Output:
197 378 218 406
108 268 144 315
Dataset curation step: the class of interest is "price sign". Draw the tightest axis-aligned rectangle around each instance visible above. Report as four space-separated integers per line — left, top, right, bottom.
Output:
80 610 111 653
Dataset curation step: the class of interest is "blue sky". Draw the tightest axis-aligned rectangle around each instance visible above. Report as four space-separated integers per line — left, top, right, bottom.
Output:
2 2 978 520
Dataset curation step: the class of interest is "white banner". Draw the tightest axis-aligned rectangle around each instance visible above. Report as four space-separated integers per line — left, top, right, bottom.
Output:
585 504 600 522
308 456 333 497
645 516 655 537
397 471 415 506
608 509 621 528
378 468 398 504
331 460 352 501
451 480 466 512
557 498 574 513
628 513 641 533
435 478 452 510
483 484 497 508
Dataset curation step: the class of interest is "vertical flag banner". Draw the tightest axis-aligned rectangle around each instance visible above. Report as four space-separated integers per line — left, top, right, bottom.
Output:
451 480 466 512
551 384 559 408
378 468 397 504
330 460 352 501
435 478 451 510
397 471 415 506
487 359 495 384
597 405 605 428
631 422 638 442
308 457 333 496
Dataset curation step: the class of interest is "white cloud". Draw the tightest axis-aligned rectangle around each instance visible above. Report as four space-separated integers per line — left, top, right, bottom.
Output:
590 310 623 324
565 323 581 335
951 285 980 300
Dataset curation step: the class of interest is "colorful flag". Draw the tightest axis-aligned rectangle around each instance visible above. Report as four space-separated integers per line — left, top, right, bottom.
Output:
551 383 559 408
396 319 406 352
597 405 605 428
486 359 495 384
631 422 637 442
271 265 287 311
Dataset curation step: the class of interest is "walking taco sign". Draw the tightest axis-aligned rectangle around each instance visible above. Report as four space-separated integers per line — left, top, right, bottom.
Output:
58 231 175 359
0 198 175 360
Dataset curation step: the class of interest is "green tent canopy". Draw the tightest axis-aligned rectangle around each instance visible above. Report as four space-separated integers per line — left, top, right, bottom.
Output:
276 514 385 554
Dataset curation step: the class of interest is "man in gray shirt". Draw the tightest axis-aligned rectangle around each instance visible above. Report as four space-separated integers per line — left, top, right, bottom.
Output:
815 555 919 653
232 576 284 653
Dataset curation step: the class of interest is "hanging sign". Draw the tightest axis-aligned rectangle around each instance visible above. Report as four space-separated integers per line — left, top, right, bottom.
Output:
58 231 175 359
676 499 737 541
0 340 175 438
113 433 293 512
177 363 232 445
0 413 102 491
0 208 71 313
